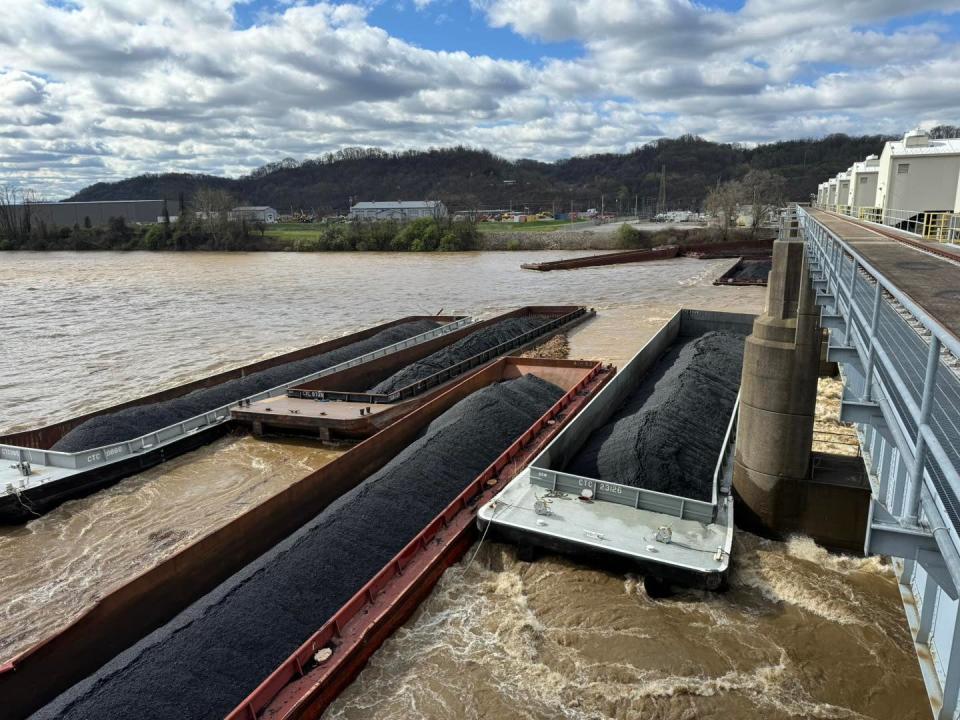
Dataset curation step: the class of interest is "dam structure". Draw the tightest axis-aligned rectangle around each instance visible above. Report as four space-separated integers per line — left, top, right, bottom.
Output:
784 204 960 719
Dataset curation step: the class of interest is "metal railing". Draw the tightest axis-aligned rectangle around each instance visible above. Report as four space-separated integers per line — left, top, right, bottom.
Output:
813 202 960 243
801 204 960 719
0 318 472 492
802 205 960 543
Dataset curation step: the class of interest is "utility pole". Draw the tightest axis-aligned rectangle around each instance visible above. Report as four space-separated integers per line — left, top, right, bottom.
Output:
601 194 604 222
657 165 667 216
634 194 638 219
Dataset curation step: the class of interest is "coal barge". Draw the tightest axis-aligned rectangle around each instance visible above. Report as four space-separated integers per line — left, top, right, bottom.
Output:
478 309 755 591
11 357 613 720
225 357 614 720
232 306 593 441
0 316 469 523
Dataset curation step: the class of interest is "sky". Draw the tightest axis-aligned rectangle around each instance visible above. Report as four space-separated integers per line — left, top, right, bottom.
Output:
1 0 960 198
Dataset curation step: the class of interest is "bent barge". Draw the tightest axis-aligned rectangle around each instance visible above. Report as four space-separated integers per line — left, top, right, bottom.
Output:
520 238 774 272
478 309 754 591
232 306 593 440
6 357 612 720
0 316 469 523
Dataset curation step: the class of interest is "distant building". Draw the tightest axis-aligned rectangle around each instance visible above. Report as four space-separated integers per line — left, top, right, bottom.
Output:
846 155 880 210
826 178 838 209
955 168 960 213
875 129 960 213
16 199 171 227
816 182 828 207
349 200 447 221
835 171 851 210
228 206 278 223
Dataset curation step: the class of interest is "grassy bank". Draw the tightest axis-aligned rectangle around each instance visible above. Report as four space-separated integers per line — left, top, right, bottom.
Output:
479 219 591 233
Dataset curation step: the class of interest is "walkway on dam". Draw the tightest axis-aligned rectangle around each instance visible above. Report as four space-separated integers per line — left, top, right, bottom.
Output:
800 205 960 720
808 209 960 341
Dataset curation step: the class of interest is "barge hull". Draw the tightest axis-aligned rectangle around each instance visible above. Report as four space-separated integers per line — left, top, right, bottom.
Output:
0 316 467 523
237 306 594 441
0 316 464 450
0 423 229 523
228 359 615 720
478 309 754 588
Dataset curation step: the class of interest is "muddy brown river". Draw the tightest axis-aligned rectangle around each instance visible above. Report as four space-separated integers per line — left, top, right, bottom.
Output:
0 251 927 718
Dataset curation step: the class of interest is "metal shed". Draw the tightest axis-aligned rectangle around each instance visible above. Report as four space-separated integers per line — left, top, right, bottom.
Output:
876 130 960 214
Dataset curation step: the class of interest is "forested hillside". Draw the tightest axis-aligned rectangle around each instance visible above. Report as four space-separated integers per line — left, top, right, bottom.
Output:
67 133 896 214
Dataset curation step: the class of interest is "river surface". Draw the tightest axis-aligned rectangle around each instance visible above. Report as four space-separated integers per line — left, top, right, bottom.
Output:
0 251 927 718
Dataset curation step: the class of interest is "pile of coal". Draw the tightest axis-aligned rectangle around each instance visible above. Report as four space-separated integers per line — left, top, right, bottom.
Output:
566 331 745 501
729 259 771 282
368 315 550 395
52 319 440 452
42 374 564 720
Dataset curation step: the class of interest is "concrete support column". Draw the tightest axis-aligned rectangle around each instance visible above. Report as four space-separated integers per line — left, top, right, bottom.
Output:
734 237 870 551
734 240 816 532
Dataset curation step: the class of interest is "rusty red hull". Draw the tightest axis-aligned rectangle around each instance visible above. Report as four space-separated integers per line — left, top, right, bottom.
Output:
520 245 679 271
520 238 775 272
226 359 616 720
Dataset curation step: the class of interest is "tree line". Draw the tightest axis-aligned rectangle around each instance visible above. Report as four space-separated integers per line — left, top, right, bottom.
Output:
62 131 928 216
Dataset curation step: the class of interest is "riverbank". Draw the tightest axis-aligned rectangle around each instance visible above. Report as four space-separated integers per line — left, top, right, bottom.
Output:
2 219 763 253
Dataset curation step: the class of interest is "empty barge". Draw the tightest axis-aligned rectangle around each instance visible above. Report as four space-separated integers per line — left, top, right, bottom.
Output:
7 357 613 720
520 238 774 272
231 306 593 440
478 309 755 591
0 316 469 523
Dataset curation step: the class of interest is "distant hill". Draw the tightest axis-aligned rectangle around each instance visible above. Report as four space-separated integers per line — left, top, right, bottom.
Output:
66 134 893 215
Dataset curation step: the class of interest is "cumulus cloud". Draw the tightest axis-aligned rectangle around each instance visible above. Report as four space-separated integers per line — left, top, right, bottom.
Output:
0 0 958 197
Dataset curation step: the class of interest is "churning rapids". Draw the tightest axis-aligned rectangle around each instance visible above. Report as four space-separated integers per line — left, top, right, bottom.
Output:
0 251 926 718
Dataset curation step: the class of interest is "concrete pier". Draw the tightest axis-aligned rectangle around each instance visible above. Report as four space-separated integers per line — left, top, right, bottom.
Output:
733 238 869 551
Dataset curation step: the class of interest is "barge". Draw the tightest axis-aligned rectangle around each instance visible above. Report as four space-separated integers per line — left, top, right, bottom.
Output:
0 316 469 523
478 309 755 591
713 257 773 286
232 306 593 440
520 238 774 272
2 357 612 720
225 358 615 720
521 246 680 271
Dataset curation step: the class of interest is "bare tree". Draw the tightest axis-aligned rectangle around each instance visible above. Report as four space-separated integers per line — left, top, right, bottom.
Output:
191 186 235 248
0 185 34 245
705 180 742 238
740 170 786 236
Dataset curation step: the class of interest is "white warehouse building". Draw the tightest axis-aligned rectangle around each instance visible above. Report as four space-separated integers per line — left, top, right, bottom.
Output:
835 171 851 210
349 200 448 221
846 155 880 210
875 129 960 213
228 206 278 223
827 177 838 209
817 182 828 206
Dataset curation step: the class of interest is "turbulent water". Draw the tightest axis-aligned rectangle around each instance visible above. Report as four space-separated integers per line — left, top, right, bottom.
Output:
327 536 925 720
0 251 927 718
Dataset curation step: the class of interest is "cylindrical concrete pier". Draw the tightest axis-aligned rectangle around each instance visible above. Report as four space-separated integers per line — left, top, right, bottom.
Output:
734 240 818 533
733 238 870 551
